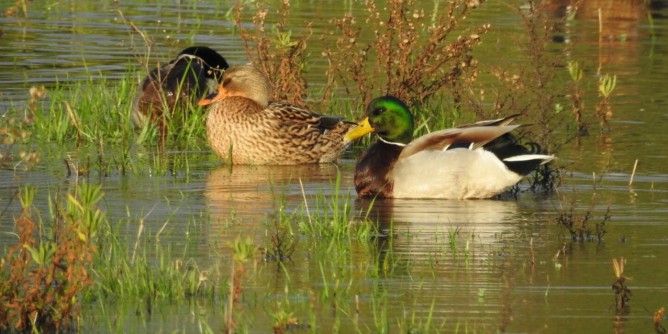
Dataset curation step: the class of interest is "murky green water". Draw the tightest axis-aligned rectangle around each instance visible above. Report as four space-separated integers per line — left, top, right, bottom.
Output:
2 0 668 333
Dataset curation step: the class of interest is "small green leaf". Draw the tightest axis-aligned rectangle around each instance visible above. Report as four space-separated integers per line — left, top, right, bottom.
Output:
599 74 617 98
567 61 583 82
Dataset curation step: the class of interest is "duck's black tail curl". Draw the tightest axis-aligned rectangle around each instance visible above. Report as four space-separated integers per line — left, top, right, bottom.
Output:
485 134 554 176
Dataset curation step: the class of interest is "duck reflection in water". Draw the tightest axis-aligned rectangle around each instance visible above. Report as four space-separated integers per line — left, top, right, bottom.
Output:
357 197 535 263
204 164 350 246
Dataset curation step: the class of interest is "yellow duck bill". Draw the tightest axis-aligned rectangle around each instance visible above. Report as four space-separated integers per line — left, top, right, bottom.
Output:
344 117 375 141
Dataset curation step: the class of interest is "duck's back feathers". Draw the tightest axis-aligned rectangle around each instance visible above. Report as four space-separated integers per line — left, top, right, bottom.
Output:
391 126 554 198
178 46 229 72
354 124 549 199
389 124 554 198
147 53 217 98
456 113 521 128
267 102 355 134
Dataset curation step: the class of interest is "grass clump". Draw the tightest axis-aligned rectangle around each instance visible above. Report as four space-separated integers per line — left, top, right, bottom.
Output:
1 74 217 177
0 183 103 332
0 183 236 332
93 232 218 302
566 60 619 135
4 0 30 19
22 71 212 151
263 205 297 262
298 173 374 242
595 73 617 129
271 307 303 334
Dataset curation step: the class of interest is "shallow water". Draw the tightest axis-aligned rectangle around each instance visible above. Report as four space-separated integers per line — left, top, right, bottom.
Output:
2 0 668 333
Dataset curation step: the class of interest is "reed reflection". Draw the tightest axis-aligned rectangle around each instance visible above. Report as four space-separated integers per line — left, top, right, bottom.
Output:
547 0 650 68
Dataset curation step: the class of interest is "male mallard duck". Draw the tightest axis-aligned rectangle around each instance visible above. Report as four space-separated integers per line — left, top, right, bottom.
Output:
198 64 355 165
344 96 555 199
131 46 229 130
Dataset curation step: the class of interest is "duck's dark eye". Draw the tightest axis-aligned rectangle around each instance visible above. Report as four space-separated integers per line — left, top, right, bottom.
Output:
373 106 386 116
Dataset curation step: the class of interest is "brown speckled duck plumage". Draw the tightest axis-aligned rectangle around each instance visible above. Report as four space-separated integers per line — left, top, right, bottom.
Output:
198 65 355 165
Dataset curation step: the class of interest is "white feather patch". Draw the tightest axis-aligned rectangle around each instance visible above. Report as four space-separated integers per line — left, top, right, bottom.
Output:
379 137 407 147
502 154 555 163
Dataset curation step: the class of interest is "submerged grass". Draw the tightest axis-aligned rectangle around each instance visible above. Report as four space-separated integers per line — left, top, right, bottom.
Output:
0 176 448 332
298 171 375 242
93 225 223 302
1 74 221 180
0 171 522 333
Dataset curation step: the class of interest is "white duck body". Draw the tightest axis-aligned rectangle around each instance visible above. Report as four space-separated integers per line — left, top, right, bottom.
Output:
391 148 525 199
388 125 553 199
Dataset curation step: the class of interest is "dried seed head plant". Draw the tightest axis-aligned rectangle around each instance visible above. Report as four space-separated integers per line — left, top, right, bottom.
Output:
234 1 312 108
322 0 489 108
463 0 566 149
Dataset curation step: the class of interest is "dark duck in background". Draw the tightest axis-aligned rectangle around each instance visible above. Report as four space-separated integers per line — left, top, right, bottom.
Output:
131 46 229 140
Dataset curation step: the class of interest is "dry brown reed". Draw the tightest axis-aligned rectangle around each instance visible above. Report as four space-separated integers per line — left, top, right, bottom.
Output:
555 200 609 241
322 0 488 107
234 1 312 108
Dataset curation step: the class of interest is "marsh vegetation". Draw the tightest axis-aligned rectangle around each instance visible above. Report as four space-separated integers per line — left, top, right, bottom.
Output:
1 0 667 333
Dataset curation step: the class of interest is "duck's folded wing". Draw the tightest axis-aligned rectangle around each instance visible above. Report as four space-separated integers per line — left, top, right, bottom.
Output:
455 113 521 128
268 102 352 132
399 125 521 159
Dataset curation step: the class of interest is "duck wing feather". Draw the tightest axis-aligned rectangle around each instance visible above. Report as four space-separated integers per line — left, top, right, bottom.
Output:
399 125 521 160
268 102 355 134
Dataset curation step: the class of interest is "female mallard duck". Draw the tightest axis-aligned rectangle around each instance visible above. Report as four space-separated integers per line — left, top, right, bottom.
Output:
131 46 229 130
198 64 355 165
344 96 555 199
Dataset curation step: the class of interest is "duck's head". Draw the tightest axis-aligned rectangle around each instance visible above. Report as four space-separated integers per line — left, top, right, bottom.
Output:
178 46 229 71
345 96 414 144
198 65 273 107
